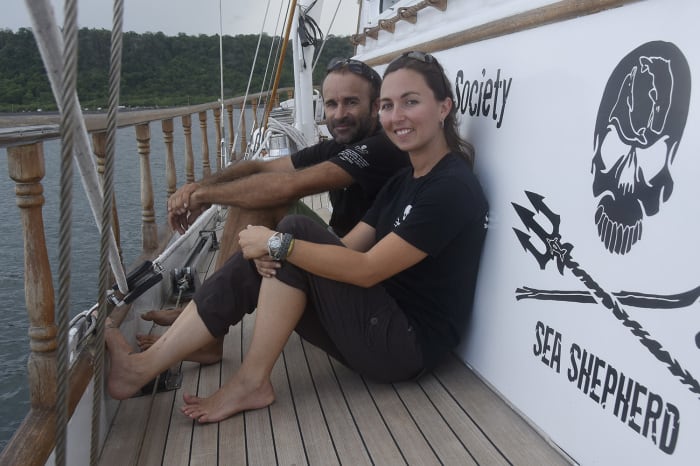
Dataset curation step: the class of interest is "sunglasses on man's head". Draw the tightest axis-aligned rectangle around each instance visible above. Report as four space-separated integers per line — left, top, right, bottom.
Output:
326 57 381 86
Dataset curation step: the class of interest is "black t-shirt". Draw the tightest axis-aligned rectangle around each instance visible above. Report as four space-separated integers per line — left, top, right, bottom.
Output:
363 153 489 368
291 129 409 236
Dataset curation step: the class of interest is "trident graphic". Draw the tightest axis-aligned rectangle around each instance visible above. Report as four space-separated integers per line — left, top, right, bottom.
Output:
512 191 700 399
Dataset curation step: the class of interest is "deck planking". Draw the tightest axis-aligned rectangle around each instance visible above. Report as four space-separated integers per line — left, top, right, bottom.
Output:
98 195 570 465
99 317 570 465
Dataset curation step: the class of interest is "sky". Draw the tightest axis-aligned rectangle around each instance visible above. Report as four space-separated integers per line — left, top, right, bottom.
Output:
2 0 360 37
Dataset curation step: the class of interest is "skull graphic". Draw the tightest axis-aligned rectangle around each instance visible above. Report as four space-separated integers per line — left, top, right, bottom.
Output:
591 41 690 254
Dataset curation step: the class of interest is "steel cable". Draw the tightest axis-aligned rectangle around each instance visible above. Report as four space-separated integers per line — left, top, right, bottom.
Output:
56 0 79 464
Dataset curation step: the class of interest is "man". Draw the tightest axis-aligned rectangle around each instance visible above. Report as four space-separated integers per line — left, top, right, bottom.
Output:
137 58 409 363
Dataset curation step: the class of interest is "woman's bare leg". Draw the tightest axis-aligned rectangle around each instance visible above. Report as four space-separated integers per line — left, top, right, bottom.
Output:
105 300 216 400
181 277 306 423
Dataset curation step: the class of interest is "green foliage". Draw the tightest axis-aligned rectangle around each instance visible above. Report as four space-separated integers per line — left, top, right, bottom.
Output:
0 28 354 112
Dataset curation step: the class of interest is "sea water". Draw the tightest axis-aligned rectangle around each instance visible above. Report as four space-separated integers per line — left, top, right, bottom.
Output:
0 109 258 451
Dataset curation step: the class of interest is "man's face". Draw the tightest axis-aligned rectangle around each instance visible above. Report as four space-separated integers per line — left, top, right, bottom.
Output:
322 71 378 144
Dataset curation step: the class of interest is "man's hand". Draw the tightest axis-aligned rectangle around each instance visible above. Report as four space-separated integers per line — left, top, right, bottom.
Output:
167 183 210 234
239 225 274 260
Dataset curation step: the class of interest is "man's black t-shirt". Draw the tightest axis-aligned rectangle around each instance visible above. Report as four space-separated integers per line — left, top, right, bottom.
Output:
363 153 489 369
291 129 409 236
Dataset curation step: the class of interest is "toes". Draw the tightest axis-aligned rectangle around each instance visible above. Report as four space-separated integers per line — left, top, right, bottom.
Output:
183 392 201 404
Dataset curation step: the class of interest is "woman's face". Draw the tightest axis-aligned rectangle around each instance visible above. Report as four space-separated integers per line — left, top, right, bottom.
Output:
379 68 450 156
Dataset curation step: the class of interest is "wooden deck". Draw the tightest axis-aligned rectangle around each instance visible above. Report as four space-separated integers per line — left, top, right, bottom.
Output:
98 314 570 466
97 195 571 465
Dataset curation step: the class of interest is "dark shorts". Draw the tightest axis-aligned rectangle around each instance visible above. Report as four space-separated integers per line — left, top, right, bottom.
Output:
193 215 425 383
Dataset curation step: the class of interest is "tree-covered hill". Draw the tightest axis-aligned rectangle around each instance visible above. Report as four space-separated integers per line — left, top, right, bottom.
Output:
0 28 354 112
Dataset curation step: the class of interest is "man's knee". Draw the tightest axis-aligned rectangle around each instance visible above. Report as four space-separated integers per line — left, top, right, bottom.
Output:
277 215 340 245
233 205 289 228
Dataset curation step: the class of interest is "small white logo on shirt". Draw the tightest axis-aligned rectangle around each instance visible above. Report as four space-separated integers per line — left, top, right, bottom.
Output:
338 144 370 167
394 205 412 227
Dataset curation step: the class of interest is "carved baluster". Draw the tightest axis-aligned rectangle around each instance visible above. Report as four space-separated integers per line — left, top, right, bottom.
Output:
7 143 57 409
162 119 177 197
182 115 195 183
226 103 234 157
239 100 247 160
199 111 211 177
135 124 157 251
214 106 222 169
91 132 123 263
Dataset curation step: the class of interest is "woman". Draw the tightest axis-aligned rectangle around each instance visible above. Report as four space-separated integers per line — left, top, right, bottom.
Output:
105 52 488 423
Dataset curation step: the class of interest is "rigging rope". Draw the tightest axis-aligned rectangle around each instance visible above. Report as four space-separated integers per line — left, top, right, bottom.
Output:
218 0 230 166
56 0 79 464
90 0 124 463
263 0 297 132
256 0 287 131
312 0 343 71
25 0 128 295
232 0 275 157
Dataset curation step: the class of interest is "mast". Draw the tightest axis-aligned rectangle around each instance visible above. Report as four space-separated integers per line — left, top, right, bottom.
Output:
291 0 324 144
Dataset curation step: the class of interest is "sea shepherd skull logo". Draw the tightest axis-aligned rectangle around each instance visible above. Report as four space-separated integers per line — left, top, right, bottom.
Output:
592 41 690 254
512 41 699 399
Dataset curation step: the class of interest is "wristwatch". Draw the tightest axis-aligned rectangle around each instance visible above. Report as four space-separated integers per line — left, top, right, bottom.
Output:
267 232 283 260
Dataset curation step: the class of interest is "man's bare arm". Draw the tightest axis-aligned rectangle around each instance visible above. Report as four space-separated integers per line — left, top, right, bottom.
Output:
190 160 354 210
200 156 294 185
168 156 295 233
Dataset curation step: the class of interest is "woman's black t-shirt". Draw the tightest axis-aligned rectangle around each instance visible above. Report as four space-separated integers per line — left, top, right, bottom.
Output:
363 153 489 368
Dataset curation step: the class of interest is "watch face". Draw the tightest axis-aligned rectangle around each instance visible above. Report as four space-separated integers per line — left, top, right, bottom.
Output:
268 235 282 254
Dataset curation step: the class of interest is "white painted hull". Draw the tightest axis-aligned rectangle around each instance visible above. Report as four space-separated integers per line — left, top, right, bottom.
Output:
355 0 700 463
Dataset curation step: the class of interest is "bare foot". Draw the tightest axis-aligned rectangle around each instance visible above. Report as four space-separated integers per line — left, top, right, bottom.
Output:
141 308 183 326
180 376 275 423
105 326 151 400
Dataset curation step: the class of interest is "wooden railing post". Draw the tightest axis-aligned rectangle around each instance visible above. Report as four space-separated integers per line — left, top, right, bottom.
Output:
214 106 223 169
91 132 123 264
7 143 57 410
182 114 195 183
162 118 177 197
199 111 211 177
226 103 234 157
135 123 158 251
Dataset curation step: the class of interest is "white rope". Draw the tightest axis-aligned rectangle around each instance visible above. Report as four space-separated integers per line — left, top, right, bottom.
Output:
25 0 129 294
267 116 312 149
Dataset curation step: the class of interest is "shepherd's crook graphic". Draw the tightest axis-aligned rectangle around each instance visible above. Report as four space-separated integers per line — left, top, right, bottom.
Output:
513 191 700 398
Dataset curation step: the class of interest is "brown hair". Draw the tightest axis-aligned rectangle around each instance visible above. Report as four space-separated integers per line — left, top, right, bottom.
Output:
384 52 475 167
